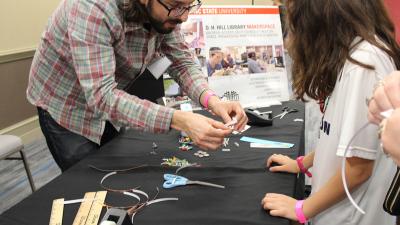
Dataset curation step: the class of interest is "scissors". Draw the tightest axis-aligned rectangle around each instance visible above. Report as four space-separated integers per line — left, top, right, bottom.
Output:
163 174 225 189
273 106 299 119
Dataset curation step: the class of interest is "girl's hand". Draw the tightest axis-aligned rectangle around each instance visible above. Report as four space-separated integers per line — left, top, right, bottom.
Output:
266 154 300 173
261 193 298 221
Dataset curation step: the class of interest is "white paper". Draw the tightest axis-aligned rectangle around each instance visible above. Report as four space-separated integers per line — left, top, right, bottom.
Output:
250 142 293 149
147 56 172 80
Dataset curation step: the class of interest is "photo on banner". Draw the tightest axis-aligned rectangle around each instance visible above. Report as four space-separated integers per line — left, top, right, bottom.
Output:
180 6 290 108
162 6 289 108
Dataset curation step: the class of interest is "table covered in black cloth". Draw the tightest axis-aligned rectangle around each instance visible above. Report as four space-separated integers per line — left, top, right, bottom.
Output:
0 101 305 225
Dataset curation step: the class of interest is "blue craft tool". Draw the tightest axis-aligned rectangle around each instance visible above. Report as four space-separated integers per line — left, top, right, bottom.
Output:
163 174 225 189
240 136 294 148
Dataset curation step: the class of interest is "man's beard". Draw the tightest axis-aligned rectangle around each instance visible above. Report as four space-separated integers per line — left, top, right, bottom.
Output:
143 0 183 34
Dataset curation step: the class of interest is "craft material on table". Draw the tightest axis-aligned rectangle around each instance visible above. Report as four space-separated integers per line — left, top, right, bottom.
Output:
178 136 194 151
223 138 230 147
150 142 158 155
240 136 294 148
245 108 273 126
232 125 251 135
225 117 237 129
49 198 64 225
72 192 97 225
250 143 293 149
161 157 194 167
163 174 225 189
49 191 107 225
194 151 209 158
84 191 107 225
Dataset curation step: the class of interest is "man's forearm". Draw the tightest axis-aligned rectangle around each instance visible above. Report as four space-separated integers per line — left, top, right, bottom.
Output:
199 90 220 110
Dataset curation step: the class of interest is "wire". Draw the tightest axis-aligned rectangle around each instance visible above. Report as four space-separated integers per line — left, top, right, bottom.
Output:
88 164 147 173
341 122 370 215
342 108 393 214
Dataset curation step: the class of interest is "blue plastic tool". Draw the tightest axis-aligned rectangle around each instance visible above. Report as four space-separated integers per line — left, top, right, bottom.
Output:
163 174 225 189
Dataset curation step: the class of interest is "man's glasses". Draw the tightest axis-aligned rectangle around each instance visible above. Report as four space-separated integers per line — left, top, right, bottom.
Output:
157 0 202 17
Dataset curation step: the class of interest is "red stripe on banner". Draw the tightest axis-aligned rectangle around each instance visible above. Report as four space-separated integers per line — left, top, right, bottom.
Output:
192 7 279 15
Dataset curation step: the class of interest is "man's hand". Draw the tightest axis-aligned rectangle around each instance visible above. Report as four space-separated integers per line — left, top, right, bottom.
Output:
208 96 248 131
171 110 232 150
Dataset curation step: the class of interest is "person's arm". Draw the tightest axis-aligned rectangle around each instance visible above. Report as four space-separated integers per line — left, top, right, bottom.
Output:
266 151 315 173
303 151 314 169
68 4 231 149
171 110 231 150
161 30 248 130
248 60 263 73
262 157 374 221
161 27 209 105
68 1 175 134
302 157 373 218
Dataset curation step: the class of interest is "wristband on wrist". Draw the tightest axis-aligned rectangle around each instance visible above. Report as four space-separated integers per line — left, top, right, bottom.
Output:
203 92 217 109
296 156 312 177
295 200 308 224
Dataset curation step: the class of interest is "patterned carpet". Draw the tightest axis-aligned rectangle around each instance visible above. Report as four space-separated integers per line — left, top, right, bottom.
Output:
0 138 61 214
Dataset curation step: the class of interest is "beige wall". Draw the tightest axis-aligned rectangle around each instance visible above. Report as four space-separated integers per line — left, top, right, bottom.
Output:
0 58 36 129
0 0 61 55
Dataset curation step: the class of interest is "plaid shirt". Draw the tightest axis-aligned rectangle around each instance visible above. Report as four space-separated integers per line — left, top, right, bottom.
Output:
27 0 208 144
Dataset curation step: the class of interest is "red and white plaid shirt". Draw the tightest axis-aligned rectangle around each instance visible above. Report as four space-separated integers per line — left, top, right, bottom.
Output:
27 0 208 144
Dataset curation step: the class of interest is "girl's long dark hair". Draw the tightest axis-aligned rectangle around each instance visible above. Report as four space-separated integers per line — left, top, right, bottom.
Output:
286 0 400 101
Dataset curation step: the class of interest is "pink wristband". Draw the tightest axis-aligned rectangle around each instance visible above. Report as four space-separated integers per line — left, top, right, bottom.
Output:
296 156 312 178
203 92 217 109
295 200 308 224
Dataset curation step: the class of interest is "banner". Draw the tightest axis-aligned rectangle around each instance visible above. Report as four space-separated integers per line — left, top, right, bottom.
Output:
181 6 290 107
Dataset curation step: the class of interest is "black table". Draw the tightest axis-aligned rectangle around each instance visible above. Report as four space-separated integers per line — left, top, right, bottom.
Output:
0 101 305 225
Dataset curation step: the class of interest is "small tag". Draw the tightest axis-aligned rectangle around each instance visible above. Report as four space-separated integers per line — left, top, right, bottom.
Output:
180 103 193 137
180 103 193 112
147 56 172 80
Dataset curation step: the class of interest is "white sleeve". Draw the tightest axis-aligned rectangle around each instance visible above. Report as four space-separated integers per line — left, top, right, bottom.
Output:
336 41 397 160
336 67 382 160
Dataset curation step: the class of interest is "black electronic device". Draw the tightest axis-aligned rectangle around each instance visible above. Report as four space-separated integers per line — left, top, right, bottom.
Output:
100 208 131 225
245 108 273 126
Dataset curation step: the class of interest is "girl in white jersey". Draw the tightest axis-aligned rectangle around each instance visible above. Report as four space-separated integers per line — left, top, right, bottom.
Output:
261 0 400 224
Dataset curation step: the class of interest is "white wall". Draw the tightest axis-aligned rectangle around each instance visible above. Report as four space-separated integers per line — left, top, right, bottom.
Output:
0 0 62 55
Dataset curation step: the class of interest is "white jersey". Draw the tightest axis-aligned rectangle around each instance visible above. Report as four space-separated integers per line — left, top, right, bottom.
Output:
311 39 397 225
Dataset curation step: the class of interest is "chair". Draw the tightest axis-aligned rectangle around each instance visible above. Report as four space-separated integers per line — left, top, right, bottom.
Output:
0 135 36 192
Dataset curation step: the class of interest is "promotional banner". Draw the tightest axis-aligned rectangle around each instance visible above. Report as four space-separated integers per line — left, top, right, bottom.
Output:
180 6 290 107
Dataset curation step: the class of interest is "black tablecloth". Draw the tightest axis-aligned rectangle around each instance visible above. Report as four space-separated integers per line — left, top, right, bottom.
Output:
0 101 305 225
